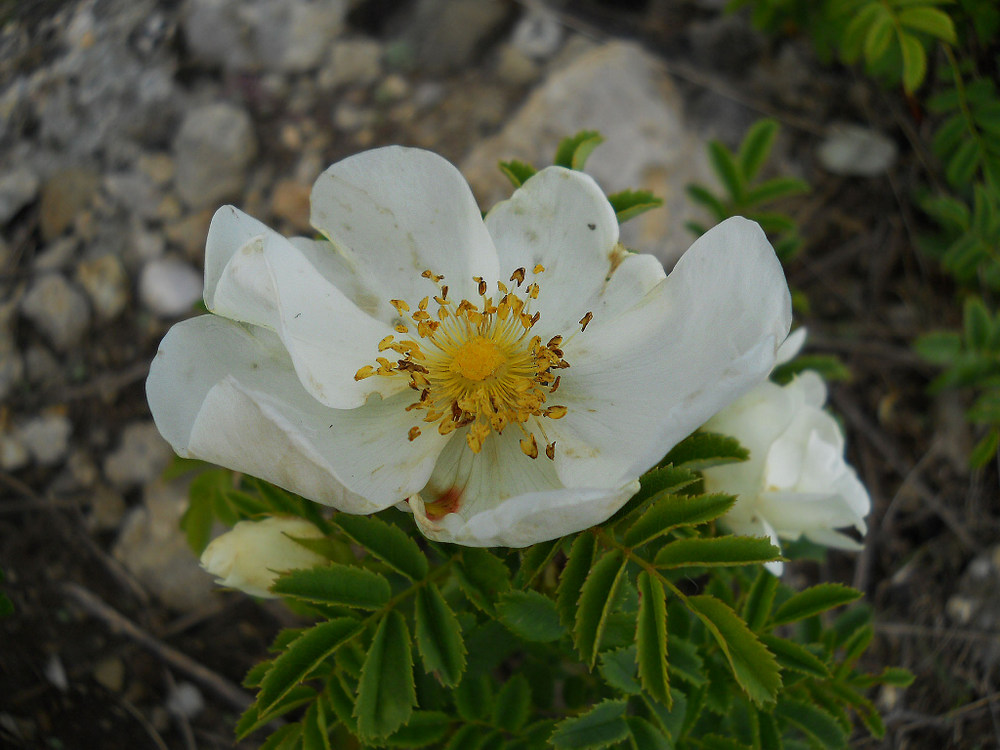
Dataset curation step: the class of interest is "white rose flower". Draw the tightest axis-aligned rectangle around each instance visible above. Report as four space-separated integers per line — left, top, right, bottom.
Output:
147 146 792 547
701 370 871 575
200 516 326 598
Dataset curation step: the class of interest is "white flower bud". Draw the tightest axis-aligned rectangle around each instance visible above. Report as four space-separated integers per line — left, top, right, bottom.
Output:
200 516 326 598
701 371 870 575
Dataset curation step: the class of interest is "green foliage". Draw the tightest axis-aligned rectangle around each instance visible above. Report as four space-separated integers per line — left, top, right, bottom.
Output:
686 119 810 261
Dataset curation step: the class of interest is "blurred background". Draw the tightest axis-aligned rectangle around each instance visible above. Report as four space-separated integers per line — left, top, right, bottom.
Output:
0 0 996 747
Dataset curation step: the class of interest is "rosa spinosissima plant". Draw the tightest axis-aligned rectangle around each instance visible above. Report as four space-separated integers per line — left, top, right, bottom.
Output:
147 135 909 748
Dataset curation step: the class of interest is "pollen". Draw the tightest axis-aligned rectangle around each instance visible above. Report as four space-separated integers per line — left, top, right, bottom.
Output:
358 269 593 457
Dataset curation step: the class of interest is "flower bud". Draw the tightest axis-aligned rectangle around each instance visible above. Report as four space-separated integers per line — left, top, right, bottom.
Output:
200 516 326 598
701 371 870 575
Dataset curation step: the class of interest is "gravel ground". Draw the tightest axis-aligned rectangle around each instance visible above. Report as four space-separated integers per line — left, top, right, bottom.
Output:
0 1 997 748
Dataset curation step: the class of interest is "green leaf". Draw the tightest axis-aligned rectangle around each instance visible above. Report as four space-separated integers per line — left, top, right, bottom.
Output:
864 11 895 63
625 716 671 750
970 429 999 468
612 465 700 526
897 6 957 43
625 494 738 547
302 697 332 750
662 431 749 469
608 189 664 223
0 590 14 617
515 538 562 588
455 672 492 721
599 645 642 694
686 184 728 220
898 30 928 93
574 550 628 667
271 564 391 609
688 595 781 706
444 725 486 750
557 533 596 627
874 666 916 687
774 699 847 749
946 139 982 187
636 571 670 706
666 635 706 687
326 675 358 733
771 584 863 626
744 177 810 206
414 583 467 687
237 685 317 739
914 330 963 364
963 297 992 350
493 674 531 731
759 634 830 678
654 536 781 568
454 548 511 615
738 119 779 181
499 159 538 188
742 567 779 632
497 589 566 642
840 2 885 63
549 699 630 749
708 140 745 201
256 618 361 720
355 610 416 741
332 513 428 580
183 470 228 554
384 710 452 748
260 724 303 750
554 130 605 170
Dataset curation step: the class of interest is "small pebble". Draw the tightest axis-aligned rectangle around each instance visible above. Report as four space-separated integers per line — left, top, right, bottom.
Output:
139 257 203 317
20 274 91 351
19 412 73 466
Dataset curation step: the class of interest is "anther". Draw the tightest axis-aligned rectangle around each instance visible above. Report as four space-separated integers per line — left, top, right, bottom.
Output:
544 405 567 419
510 267 526 285
354 365 375 380
408 426 421 441
545 442 556 460
579 311 593 331
520 434 539 459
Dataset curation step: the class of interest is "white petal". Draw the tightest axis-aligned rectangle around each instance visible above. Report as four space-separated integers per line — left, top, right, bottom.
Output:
549 217 792 488
757 491 864 538
310 146 500 303
406 427 637 546
803 527 864 551
146 315 449 511
485 167 623 333
204 205 402 409
775 327 807 365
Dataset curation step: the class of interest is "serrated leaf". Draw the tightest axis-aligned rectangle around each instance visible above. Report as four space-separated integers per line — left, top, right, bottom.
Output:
493 674 531 731
759 634 830 678
625 494 737 547
454 672 492 721
260 723 303 750
355 610 416 741
708 140 745 201
243 660 272 689
898 30 927 93
662 431 749 469
256 618 360 721
743 569 779 635
574 550 628 667
454 548 510 615
667 634 706 686
302 697 332 750
445 725 486 750
237 685 317 739
384 710 452 748
271 564 391 609
515 537 562 588
554 130 605 170
625 716 671 750
654 536 781 568
771 584 863 626
497 589 566 642
688 595 781 706
326 674 358 732
414 583 466 687
608 189 664 223
499 159 538 188
600 645 641 694
898 6 957 43
557 533 596 627
774 699 847 749
738 119 779 181
549 699 629 749
636 571 670 706
333 513 428 580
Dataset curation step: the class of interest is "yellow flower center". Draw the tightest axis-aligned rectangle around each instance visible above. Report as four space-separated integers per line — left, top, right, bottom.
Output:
355 266 592 458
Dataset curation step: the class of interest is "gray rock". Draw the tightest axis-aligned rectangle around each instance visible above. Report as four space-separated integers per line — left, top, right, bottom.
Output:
462 41 718 265
76 254 130 321
103 421 173 489
0 166 40 225
0 299 23 402
38 167 100 241
402 0 510 73
33 238 79 273
687 13 764 77
0 431 29 471
113 478 216 611
104 172 163 220
173 103 257 209
139 257 203 317
20 274 91 351
24 346 63 387
183 0 347 73
511 7 564 60
19 413 73 466
318 39 383 90
818 123 897 177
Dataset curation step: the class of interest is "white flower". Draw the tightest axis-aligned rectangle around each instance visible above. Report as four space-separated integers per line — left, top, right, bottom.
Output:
200 516 326 598
147 146 792 547
701 371 870 575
